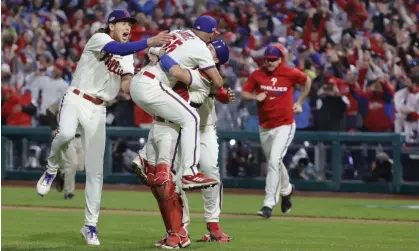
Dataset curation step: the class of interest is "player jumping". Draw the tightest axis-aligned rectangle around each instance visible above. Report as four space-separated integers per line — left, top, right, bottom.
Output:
36 9 171 245
241 44 312 218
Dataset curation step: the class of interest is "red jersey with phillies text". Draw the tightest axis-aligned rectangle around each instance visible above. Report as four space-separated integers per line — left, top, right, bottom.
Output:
243 64 308 129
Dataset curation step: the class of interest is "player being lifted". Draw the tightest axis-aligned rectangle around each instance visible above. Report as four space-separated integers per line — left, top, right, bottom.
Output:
241 44 312 218
132 39 233 248
36 9 171 245
130 15 224 191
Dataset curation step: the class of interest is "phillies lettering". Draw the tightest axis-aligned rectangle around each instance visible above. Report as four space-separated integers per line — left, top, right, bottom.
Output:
104 55 123 76
260 85 288 92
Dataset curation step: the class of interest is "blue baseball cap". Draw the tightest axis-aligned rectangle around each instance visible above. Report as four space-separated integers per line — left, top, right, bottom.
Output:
107 9 137 24
264 45 282 59
211 39 229 65
193 15 219 34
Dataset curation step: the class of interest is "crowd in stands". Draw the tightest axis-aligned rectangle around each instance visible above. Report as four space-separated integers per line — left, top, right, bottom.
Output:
2 0 419 143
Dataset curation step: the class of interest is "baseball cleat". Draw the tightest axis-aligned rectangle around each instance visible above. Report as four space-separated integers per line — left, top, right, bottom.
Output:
80 225 100 245
181 173 218 190
257 206 272 219
36 170 57 196
131 155 148 185
198 222 233 243
161 231 191 249
55 168 64 192
154 233 168 247
281 184 295 214
198 233 233 243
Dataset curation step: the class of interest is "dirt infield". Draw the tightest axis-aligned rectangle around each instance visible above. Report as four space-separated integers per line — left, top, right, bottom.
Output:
3 205 418 225
3 180 419 200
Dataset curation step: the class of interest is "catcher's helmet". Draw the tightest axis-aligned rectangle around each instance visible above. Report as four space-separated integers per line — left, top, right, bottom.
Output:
211 39 229 65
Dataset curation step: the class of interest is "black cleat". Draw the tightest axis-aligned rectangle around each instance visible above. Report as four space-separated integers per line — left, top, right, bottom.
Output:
257 206 272 219
64 193 74 200
55 169 64 192
281 184 295 214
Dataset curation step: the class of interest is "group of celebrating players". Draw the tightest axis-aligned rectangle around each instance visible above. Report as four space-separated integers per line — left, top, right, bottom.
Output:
36 8 311 249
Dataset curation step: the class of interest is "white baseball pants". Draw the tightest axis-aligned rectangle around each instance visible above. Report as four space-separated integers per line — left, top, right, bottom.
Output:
47 89 106 227
130 72 200 176
181 125 223 227
260 123 295 209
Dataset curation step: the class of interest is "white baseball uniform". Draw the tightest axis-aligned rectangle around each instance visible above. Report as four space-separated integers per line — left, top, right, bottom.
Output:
138 69 223 227
394 87 419 143
130 29 216 177
46 32 134 227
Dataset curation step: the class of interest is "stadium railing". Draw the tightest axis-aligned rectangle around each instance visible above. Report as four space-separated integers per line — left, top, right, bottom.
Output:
2 126 418 194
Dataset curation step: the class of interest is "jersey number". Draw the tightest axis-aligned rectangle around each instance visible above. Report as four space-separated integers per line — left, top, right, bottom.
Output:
163 35 183 53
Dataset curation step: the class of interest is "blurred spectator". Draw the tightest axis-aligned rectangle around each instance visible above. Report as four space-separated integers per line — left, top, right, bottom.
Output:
30 65 68 125
394 61 419 143
350 76 395 132
2 86 36 126
363 152 393 183
226 141 258 177
316 83 349 131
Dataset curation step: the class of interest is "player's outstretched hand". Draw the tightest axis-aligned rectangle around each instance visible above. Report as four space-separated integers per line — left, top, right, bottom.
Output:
147 31 172 47
227 88 236 103
293 103 303 114
256 92 267 102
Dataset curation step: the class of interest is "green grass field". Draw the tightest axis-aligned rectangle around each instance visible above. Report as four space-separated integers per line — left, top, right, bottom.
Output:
2 187 419 251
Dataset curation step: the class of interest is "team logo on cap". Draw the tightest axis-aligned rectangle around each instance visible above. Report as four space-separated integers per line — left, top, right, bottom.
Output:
109 17 115 22
124 10 130 17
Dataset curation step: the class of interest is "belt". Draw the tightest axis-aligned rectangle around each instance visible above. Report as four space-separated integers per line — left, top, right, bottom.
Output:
73 89 104 105
143 71 156 79
155 116 174 124
190 102 202 109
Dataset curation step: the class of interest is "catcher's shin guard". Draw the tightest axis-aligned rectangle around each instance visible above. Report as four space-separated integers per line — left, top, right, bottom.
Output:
153 163 171 186
151 186 170 231
146 164 156 187
153 177 189 248
154 180 183 232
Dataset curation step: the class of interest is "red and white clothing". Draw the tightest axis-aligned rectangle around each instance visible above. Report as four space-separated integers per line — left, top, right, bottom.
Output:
242 45 308 208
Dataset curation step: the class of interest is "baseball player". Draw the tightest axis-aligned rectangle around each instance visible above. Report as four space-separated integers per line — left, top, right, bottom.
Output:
129 15 225 192
46 97 85 199
132 39 232 248
241 44 312 218
36 9 171 245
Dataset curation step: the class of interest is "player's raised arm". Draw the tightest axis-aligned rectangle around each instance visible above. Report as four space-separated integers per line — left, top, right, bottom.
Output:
102 31 171 56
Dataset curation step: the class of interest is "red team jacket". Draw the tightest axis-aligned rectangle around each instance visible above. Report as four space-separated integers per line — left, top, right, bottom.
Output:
2 89 33 126
242 45 308 129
